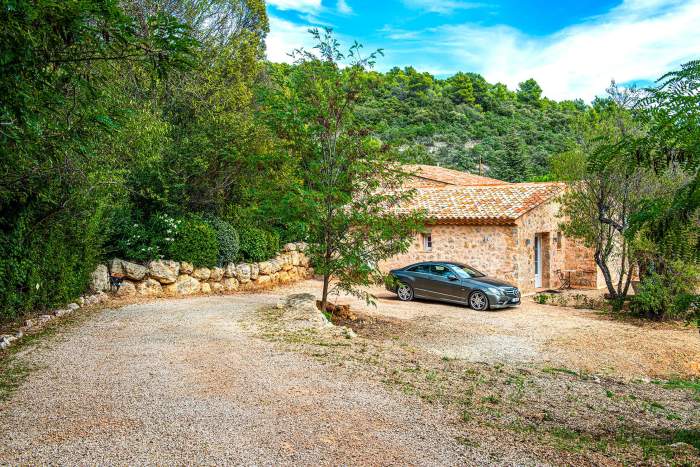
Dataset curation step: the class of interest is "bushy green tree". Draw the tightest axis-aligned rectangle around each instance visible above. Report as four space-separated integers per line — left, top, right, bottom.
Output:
263 29 423 311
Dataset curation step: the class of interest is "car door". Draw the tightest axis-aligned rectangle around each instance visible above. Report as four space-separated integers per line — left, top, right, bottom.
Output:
428 264 468 302
404 264 437 299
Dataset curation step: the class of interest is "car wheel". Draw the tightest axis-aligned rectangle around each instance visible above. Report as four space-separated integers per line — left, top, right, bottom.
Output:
469 291 489 311
397 283 414 301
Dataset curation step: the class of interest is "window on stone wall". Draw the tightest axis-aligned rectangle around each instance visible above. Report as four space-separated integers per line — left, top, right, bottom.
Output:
422 232 432 252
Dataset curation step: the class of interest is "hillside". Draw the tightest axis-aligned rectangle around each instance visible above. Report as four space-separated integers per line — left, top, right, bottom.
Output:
355 68 587 181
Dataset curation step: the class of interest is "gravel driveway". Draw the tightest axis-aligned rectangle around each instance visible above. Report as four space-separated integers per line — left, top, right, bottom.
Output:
0 289 476 465
287 281 700 379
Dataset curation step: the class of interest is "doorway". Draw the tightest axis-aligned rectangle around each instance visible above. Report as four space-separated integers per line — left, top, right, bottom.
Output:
534 234 542 288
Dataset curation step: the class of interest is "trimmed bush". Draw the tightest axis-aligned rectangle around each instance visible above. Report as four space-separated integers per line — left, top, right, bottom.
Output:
206 217 240 266
168 217 219 267
238 226 280 262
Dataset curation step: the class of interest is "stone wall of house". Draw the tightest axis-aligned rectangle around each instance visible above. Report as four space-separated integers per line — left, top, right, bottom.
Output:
513 199 566 292
89 242 313 298
379 224 518 284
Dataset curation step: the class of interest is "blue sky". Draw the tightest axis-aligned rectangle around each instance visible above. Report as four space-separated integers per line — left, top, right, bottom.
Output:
265 0 700 101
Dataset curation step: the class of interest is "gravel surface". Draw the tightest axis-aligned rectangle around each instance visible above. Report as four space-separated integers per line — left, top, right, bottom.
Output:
0 290 477 465
288 281 700 379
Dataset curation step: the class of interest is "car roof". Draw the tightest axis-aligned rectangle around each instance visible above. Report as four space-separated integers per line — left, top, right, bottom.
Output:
407 261 467 268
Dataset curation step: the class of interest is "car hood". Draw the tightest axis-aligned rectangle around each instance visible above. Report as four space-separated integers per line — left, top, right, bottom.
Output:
468 276 515 288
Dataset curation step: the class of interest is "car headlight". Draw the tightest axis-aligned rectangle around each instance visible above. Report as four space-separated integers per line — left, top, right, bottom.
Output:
487 287 505 297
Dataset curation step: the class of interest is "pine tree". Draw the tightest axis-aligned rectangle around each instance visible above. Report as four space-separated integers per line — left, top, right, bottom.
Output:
489 133 531 182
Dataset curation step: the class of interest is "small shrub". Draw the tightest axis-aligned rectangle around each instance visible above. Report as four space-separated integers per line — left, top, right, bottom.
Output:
168 217 218 267
630 261 700 320
534 293 550 304
238 226 280 262
110 211 181 261
206 217 240 266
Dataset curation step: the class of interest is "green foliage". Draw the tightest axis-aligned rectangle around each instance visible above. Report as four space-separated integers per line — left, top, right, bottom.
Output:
263 29 424 309
207 217 240 266
110 212 182 262
238 226 279 262
168 217 219 267
354 67 579 180
630 262 699 321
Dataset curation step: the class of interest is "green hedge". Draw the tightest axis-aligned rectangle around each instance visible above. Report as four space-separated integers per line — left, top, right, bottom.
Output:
168 217 219 267
238 226 280 262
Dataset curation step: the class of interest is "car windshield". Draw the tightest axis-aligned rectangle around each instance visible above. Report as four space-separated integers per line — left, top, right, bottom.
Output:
452 264 485 278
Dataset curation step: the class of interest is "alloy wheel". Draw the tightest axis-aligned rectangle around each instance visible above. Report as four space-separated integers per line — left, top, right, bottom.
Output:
397 283 413 301
470 291 489 311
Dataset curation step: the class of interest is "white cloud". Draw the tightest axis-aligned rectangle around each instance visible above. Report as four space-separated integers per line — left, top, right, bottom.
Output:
265 16 317 63
267 0 321 14
386 0 700 100
402 0 485 14
337 0 353 15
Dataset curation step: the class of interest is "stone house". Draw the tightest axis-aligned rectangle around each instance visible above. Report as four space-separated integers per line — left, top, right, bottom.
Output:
382 165 604 294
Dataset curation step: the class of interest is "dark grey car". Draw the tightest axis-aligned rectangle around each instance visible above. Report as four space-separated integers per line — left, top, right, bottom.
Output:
386 261 520 311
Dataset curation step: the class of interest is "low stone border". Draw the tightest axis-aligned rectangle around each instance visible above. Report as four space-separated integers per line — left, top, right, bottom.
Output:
93 242 313 298
0 242 313 353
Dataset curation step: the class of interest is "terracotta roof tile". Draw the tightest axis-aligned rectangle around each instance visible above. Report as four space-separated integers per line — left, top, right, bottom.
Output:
400 182 565 225
405 164 509 187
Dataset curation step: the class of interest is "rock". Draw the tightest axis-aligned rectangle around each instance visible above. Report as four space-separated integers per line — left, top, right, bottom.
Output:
148 260 180 284
224 262 237 278
269 258 282 274
180 262 194 275
278 271 291 283
53 308 67 317
89 264 110 292
23 319 34 329
236 264 251 283
39 314 53 323
291 251 301 266
172 275 200 295
256 275 271 287
210 282 224 293
200 282 211 294
223 277 239 291
258 261 273 275
340 326 357 339
279 293 331 330
15 330 23 339
116 280 137 296
250 263 259 280
109 259 148 281
192 267 211 281
299 254 310 267
283 242 297 252
210 267 224 282
137 278 163 296
296 242 308 251
67 303 80 310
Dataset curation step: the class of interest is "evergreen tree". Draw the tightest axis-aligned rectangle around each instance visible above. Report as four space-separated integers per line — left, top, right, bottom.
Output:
489 133 531 182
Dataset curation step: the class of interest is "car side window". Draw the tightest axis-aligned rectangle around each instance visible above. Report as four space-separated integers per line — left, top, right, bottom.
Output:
408 264 430 274
430 264 452 277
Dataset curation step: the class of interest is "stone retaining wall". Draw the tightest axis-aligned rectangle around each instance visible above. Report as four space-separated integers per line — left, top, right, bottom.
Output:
91 242 313 298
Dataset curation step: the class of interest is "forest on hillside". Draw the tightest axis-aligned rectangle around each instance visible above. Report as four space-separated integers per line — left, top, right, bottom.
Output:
1 0 698 321
354 68 586 182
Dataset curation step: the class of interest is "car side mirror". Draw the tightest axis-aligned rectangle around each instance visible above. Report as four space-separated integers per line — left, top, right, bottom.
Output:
447 274 458 281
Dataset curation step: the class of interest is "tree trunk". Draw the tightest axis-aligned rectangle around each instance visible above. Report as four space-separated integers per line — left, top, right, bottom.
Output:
594 249 617 299
320 273 330 315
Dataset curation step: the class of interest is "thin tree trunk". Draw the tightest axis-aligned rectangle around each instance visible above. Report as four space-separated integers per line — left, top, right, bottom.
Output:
595 249 617 299
320 272 330 315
